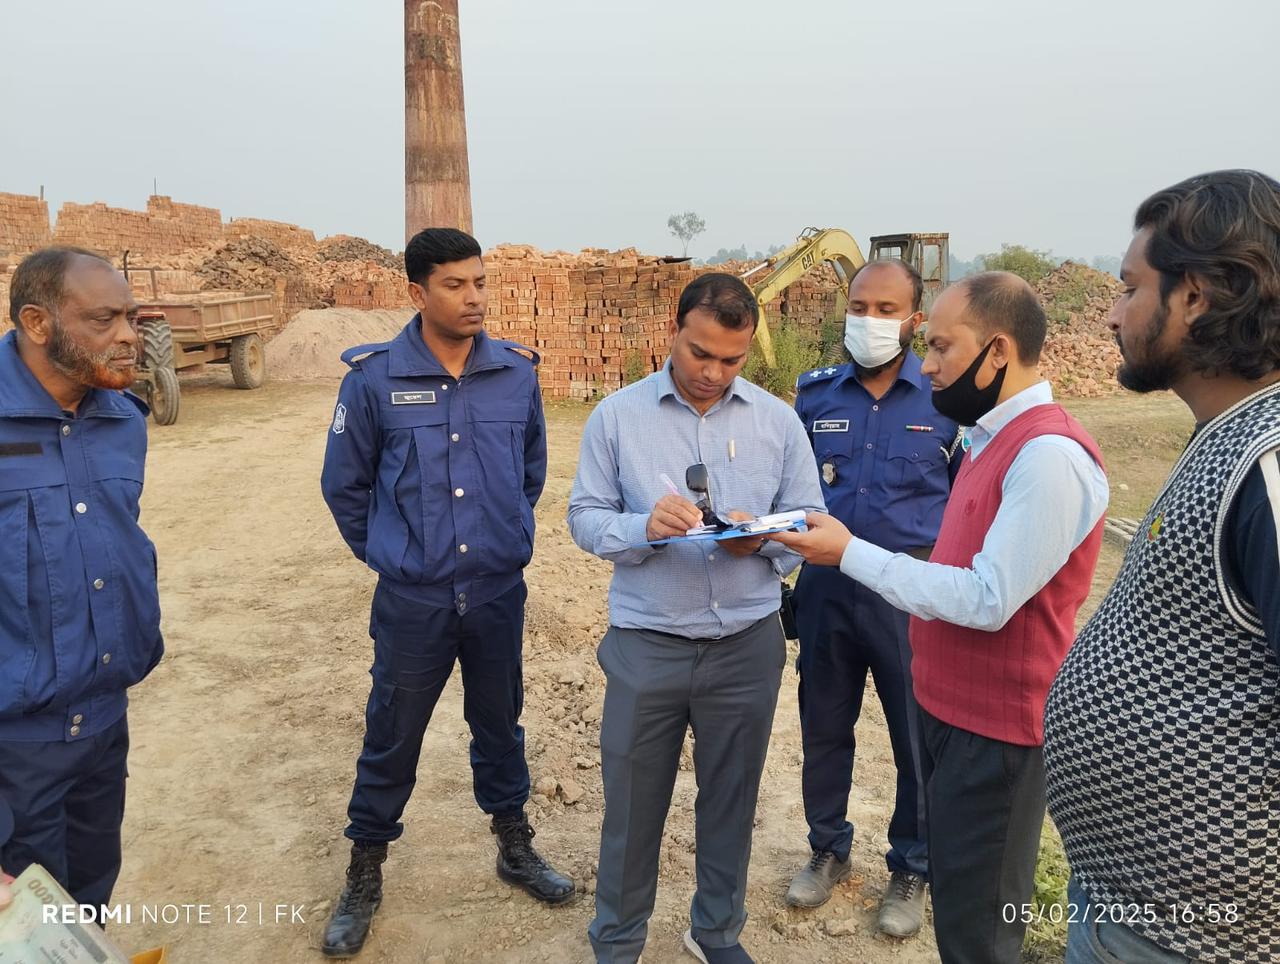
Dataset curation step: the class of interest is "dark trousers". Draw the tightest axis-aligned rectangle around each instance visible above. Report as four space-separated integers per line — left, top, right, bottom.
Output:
919 707 1046 964
794 566 928 876
588 616 786 964
0 714 129 909
345 580 531 843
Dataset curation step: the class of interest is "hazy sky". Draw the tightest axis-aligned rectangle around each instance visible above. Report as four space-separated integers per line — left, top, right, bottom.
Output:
3 0 1277 261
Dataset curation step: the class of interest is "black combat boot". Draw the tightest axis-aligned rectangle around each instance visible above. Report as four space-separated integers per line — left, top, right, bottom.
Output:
491 811 575 905
321 841 388 958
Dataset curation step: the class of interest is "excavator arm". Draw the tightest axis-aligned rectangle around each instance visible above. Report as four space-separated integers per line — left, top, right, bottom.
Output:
742 228 866 366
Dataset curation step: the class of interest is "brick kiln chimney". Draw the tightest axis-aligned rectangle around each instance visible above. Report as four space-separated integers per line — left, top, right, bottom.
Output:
405 0 474 240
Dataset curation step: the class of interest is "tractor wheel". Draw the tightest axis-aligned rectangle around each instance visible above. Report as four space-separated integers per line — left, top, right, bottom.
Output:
229 333 266 389
140 317 176 371
149 365 181 426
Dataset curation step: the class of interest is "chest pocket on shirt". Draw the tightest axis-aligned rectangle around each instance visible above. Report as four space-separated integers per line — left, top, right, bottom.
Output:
887 432 942 488
469 401 527 519
812 419 856 464
0 445 65 494
381 404 450 479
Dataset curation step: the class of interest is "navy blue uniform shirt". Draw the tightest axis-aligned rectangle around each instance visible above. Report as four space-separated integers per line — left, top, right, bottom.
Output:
0 330 163 743
794 352 958 552
321 317 547 615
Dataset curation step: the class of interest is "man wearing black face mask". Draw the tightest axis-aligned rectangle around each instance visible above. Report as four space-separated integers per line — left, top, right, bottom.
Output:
772 271 1110 964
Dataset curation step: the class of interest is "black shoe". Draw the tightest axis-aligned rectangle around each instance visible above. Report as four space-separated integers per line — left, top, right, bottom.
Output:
491 811 575 905
321 841 388 958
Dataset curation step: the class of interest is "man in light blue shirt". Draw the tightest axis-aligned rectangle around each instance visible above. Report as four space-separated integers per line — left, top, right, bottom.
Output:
568 273 824 964
772 272 1109 963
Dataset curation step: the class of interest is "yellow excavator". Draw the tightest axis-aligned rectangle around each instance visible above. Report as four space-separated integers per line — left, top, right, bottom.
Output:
742 228 949 365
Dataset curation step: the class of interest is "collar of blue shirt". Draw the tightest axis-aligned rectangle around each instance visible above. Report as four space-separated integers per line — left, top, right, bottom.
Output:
387 315 516 379
966 380 1055 460
828 349 930 396
654 358 755 414
0 330 137 420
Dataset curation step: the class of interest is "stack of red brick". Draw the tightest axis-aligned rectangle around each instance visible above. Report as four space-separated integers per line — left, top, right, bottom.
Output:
0 193 53 261
51 196 223 259
223 218 317 252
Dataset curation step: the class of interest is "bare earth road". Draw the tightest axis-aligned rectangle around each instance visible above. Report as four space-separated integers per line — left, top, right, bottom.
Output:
108 372 1184 963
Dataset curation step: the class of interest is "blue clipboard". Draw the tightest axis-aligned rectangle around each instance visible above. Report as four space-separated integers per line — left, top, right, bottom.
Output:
641 510 809 547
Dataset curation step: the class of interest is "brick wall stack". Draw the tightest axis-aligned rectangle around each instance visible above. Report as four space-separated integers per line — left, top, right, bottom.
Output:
224 218 317 251
52 195 223 259
474 246 696 400
0 193 53 260
0 265 15 332
332 276 412 310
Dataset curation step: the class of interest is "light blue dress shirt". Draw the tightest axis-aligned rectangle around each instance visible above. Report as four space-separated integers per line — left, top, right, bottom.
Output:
839 381 1109 631
568 362 825 639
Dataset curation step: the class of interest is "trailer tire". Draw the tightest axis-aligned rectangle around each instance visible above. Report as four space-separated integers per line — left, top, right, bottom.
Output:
149 366 181 426
229 333 266 389
140 317 176 370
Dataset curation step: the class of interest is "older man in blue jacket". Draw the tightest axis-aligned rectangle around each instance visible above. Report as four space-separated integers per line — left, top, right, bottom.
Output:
319 228 572 958
0 247 163 911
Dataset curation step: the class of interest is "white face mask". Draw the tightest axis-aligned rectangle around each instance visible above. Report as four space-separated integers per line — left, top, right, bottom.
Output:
844 313 912 368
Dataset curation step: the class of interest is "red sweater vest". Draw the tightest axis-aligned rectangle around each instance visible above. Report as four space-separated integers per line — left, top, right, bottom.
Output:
910 402 1105 746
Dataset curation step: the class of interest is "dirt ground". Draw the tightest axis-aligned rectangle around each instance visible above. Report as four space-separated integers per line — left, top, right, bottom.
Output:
105 365 1193 963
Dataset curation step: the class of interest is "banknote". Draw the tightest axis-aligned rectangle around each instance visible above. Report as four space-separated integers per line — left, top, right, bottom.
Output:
0 863 130 963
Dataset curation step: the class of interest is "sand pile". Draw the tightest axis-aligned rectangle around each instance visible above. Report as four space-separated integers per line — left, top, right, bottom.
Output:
266 307 413 380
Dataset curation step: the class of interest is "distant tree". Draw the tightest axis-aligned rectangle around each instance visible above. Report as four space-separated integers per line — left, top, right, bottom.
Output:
949 253 981 280
667 211 707 257
977 243 1060 283
1090 254 1122 278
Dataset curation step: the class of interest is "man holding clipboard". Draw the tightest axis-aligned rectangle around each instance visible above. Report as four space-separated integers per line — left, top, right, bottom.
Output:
568 273 823 964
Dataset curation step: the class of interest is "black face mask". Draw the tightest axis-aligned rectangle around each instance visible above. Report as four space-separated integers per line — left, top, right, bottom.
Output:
930 338 1007 426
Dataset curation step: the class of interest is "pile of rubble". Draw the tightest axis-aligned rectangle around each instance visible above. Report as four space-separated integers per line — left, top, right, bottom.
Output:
1035 262 1124 398
317 235 402 270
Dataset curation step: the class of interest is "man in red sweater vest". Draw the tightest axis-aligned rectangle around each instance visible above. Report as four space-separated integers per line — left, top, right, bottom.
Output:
773 271 1109 963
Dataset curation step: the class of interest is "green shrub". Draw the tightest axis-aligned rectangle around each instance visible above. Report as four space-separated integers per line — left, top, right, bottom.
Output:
622 349 648 385
1023 819 1071 961
743 321 821 398
978 244 1059 283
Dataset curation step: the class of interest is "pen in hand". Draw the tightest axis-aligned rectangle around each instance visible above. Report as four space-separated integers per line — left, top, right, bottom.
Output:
659 473 681 496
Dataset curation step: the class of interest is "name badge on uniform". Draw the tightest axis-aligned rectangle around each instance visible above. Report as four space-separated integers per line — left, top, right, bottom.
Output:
812 419 849 433
391 391 437 405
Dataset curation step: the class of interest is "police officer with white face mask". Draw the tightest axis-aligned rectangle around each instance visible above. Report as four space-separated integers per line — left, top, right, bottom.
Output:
786 259 958 938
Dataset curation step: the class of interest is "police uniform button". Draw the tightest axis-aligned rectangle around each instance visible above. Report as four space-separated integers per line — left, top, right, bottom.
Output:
70 725 81 736
872 405 879 412
454 487 464 497
93 578 104 590
102 653 112 664
62 424 71 436
859 487 867 494
451 433 460 442
866 443 873 450
441 384 449 391
75 502 87 514
712 601 720 609
72 714 83 724
459 544 468 553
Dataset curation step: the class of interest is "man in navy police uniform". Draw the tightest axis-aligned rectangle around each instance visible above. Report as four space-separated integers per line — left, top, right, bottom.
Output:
0 247 163 912
319 228 573 958
786 258 958 938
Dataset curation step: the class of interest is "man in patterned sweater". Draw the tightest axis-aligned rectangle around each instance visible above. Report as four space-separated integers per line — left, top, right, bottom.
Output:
1044 169 1280 964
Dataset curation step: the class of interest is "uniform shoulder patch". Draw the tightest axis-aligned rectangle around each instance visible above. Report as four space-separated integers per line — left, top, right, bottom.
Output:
502 341 541 366
796 365 842 390
340 342 391 370
331 401 347 434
